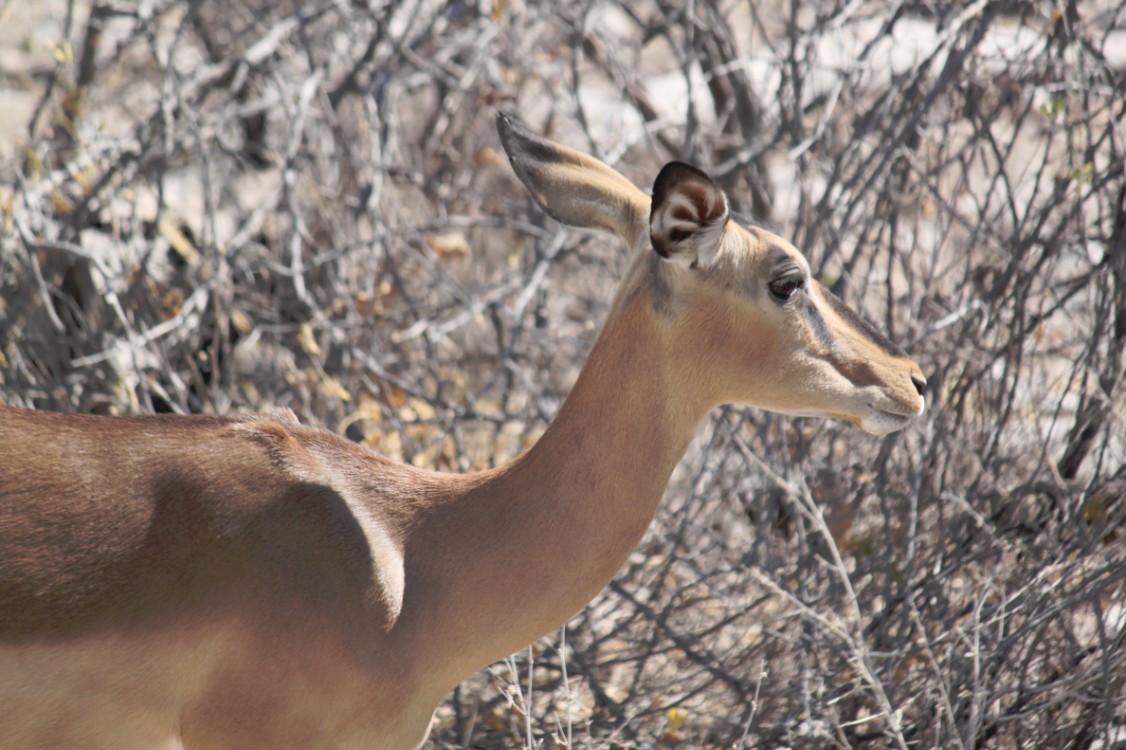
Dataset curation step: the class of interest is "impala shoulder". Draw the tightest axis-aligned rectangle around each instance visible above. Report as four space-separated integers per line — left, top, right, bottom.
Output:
225 414 409 630
225 411 323 479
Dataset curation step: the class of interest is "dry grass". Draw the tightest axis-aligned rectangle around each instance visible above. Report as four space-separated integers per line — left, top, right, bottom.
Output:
1 0 1124 747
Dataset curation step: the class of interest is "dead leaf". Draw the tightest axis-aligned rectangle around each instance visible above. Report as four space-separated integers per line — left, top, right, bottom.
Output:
319 375 351 402
428 232 469 261
665 706 686 734
298 322 321 357
400 397 436 422
230 309 253 335
51 191 74 216
159 218 200 265
475 146 504 166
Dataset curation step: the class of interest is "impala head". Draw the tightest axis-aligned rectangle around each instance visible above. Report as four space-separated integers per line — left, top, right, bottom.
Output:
497 113 926 435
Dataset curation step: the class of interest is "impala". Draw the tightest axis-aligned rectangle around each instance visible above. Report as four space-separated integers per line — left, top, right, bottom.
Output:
0 113 926 749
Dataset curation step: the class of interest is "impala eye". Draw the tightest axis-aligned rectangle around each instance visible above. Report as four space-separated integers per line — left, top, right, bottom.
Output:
768 272 804 302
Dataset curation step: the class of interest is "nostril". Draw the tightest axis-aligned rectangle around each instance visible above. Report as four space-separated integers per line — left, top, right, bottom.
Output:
911 373 927 397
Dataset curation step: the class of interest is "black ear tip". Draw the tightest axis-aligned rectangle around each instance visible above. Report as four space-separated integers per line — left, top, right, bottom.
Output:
496 111 538 147
652 161 715 206
656 161 712 183
496 113 558 166
496 111 519 146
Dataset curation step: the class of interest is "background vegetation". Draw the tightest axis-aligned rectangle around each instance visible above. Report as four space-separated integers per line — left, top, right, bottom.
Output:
1 0 1123 746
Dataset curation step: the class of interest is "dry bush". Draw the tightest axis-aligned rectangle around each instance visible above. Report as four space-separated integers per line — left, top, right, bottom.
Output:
1 0 1123 747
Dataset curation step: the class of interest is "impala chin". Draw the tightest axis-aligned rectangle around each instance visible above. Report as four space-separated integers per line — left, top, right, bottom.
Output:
778 384 925 436
858 394 926 436
859 409 916 436
775 402 921 436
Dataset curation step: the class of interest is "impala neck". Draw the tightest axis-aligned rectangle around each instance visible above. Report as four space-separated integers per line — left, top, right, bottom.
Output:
404 282 714 689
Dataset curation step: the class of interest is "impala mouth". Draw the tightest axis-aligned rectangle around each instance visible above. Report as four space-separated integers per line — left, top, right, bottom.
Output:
861 397 924 435
861 411 911 435
764 396 924 435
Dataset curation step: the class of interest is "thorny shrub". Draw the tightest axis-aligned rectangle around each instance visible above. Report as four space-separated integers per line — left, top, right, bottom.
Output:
1 0 1123 747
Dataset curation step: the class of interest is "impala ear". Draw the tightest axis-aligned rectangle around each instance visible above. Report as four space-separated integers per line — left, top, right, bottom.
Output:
497 112 650 248
649 162 729 269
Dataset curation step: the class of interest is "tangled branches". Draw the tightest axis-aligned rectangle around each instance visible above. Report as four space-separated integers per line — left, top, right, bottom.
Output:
1 0 1123 746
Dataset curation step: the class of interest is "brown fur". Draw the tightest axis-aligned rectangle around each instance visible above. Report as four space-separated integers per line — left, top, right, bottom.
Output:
0 115 925 749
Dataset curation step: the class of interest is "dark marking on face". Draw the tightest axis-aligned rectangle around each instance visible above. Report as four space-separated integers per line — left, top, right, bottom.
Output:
764 245 797 271
801 296 838 352
821 287 908 358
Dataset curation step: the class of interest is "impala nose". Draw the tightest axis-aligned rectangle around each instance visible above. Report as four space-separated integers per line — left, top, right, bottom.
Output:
911 373 927 398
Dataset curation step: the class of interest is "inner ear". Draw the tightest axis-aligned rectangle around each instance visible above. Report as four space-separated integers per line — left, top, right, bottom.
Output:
649 162 729 267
